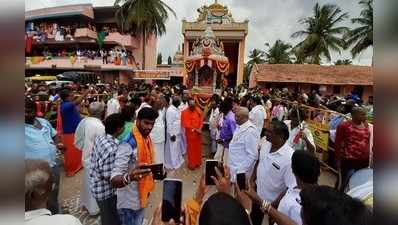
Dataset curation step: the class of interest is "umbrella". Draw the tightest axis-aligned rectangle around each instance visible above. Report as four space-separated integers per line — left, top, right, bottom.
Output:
56 71 81 81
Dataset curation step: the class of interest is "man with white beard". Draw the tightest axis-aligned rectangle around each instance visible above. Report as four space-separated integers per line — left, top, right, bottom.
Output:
74 102 105 215
164 96 185 172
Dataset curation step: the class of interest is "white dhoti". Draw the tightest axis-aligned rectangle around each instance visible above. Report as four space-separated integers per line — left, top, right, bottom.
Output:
150 108 166 165
214 145 229 163
153 142 165 164
164 134 184 170
80 160 99 215
180 127 187 155
74 117 104 216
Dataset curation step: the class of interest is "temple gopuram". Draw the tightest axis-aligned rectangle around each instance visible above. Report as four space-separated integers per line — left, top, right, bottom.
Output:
182 0 248 89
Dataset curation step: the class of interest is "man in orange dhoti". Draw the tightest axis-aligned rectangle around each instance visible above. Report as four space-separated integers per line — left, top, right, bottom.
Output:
57 88 89 176
181 98 203 170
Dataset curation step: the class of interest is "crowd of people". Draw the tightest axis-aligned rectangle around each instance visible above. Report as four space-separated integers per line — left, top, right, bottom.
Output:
25 81 373 225
31 47 135 66
25 21 116 43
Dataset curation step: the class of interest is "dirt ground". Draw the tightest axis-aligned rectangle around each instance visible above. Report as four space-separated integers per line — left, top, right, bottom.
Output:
58 131 336 225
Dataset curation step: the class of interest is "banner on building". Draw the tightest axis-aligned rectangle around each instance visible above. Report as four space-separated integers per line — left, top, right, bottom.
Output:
133 69 184 80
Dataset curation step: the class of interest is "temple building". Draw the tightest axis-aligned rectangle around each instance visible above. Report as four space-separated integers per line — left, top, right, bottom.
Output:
182 0 248 86
250 64 374 100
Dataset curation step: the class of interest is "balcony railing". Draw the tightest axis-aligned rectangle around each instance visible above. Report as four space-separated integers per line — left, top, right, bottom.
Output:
25 56 137 70
104 32 137 48
74 28 97 39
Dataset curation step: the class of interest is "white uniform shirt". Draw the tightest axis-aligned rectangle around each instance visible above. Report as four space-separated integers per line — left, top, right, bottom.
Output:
228 120 259 182
249 104 266 134
256 142 296 202
25 209 82 225
276 187 302 225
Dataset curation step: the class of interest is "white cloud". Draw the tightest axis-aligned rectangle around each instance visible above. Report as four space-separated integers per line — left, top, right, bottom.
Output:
25 0 373 65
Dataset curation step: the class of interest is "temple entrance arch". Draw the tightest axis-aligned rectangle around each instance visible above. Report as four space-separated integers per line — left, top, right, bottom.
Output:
182 0 248 87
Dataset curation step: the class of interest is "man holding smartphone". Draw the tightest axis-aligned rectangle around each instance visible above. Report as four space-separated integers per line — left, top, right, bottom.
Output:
111 107 159 225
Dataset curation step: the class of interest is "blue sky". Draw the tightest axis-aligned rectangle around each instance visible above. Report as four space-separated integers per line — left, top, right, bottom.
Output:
26 0 373 65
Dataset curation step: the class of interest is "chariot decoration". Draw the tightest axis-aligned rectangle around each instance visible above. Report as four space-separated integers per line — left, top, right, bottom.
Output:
184 26 230 100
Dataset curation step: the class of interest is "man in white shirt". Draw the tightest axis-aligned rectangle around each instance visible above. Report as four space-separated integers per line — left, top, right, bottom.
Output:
150 96 167 164
106 92 121 118
276 150 320 225
25 159 82 225
164 96 185 171
135 94 154 116
74 102 106 215
248 96 267 135
243 149 321 225
286 108 316 153
209 100 221 157
251 120 296 225
228 107 259 182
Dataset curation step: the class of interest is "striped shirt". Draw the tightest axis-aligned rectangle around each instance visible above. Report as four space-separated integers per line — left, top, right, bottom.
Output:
89 134 118 200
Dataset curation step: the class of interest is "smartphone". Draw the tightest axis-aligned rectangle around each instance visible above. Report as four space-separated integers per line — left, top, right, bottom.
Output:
162 179 183 222
139 163 166 180
237 173 247 190
205 160 224 185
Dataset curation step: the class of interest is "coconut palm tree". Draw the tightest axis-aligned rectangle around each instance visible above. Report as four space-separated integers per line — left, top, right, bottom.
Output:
291 3 349 64
264 40 293 64
345 0 373 58
244 49 266 84
114 0 176 69
247 49 266 67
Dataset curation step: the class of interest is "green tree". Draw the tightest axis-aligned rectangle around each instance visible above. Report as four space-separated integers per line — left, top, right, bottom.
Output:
345 0 373 58
247 49 266 67
168 56 172 65
243 64 252 85
264 40 293 64
157 53 162 64
334 59 352 65
244 49 266 84
291 3 349 64
115 0 176 69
